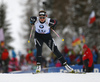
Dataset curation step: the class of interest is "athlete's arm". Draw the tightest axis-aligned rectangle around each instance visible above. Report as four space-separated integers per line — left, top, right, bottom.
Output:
49 19 57 29
30 16 37 25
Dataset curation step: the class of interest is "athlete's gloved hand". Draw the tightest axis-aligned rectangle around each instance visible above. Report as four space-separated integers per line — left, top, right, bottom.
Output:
51 26 55 30
49 19 57 30
30 16 37 25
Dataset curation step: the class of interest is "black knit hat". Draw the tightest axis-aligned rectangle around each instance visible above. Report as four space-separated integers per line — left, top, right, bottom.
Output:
39 10 46 16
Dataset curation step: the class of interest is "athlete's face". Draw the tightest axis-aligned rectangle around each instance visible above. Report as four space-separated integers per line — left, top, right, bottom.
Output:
39 16 46 23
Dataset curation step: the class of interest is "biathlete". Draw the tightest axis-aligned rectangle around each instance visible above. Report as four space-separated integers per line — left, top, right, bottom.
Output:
30 10 75 73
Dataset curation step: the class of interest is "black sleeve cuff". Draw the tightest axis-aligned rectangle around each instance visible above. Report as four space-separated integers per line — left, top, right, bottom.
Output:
49 19 57 28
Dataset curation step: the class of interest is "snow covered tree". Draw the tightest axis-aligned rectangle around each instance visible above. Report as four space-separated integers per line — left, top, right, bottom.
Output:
43 0 100 49
0 3 13 49
20 0 36 49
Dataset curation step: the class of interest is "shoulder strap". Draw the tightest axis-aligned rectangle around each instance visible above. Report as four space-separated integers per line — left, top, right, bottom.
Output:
46 17 50 25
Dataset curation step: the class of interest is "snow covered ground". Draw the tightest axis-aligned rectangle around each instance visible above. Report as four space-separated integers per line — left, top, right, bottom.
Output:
0 73 100 82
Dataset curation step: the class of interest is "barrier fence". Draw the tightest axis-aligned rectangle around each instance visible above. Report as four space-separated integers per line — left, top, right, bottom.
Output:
10 64 100 74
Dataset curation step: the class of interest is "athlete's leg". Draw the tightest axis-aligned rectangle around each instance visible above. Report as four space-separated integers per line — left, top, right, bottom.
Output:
44 34 74 72
34 37 43 73
34 37 43 65
34 34 43 66
43 34 66 65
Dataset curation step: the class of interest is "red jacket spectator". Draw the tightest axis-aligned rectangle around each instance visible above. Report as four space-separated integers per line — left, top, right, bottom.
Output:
64 46 69 54
55 60 61 67
82 44 94 72
25 50 34 63
1 49 9 61
8 58 20 72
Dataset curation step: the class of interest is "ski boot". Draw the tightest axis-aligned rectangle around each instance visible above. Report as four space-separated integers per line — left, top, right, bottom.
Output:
64 64 75 73
36 65 41 73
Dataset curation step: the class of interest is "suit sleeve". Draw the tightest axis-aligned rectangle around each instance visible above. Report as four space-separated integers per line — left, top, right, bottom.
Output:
49 19 57 29
83 54 88 60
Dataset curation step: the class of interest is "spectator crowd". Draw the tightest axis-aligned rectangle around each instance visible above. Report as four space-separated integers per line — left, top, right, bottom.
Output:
0 45 99 73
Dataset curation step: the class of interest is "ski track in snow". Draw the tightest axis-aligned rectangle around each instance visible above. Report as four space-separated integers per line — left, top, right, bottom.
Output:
0 73 100 82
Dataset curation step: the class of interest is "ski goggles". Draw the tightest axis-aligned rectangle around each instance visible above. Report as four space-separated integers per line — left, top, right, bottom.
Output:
39 17 46 19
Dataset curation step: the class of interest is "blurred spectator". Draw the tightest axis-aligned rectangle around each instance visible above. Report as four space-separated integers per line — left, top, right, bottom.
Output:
19 54 26 66
48 58 55 67
48 52 57 67
0 51 2 72
32 48 37 57
63 45 69 54
1 48 9 73
19 54 31 71
55 60 61 67
93 45 98 55
61 45 69 55
68 50 76 64
25 50 34 63
64 53 71 65
0 44 99 73
92 50 98 64
8 50 20 72
82 44 94 72
92 45 98 64
12 50 16 58
75 51 83 65
8 58 20 72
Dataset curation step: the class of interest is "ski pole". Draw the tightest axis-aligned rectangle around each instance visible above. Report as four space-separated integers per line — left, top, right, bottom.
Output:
51 28 64 41
51 28 60 37
28 25 34 43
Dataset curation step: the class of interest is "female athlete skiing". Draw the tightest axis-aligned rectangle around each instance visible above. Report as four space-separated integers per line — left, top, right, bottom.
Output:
30 10 75 73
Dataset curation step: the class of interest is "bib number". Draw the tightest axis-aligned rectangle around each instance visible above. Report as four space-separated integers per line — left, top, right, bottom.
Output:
38 29 46 33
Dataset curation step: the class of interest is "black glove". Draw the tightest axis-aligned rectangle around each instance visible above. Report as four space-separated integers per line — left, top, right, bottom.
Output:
49 19 57 30
51 26 55 30
30 16 37 25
